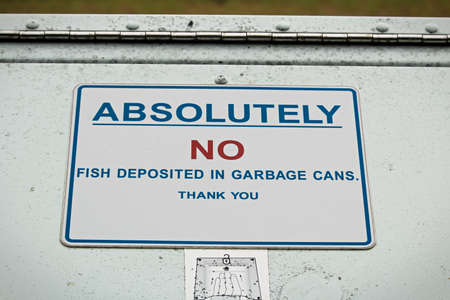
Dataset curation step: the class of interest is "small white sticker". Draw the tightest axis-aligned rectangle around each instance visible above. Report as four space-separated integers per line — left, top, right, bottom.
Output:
185 249 270 300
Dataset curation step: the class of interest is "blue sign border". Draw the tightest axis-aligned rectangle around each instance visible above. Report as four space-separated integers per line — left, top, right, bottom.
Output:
63 85 373 247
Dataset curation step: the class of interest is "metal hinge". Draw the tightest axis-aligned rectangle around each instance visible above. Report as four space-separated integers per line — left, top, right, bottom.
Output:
0 30 449 45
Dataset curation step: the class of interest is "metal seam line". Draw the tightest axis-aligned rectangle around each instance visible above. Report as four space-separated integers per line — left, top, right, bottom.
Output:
0 30 448 44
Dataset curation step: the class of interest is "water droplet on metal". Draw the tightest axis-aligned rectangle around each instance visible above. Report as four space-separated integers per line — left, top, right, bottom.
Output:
126 22 139 30
26 20 39 30
376 23 389 33
425 23 438 33
276 22 290 31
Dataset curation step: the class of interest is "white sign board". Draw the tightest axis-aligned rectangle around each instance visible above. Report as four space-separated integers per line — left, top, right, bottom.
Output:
61 84 374 249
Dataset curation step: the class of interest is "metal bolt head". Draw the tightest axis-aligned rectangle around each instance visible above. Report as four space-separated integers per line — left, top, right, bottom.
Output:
215 75 228 85
26 20 39 30
376 23 389 33
276 22 290 31
126 22 139 30
425 23 438 33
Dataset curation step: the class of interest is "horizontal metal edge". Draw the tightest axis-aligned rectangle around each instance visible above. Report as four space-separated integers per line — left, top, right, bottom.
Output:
120 31 146 40
145 31 171 40
397 34 423 43
69 31 95 40
19 30 45 39
45 30 70 40
221 32 247 41
171 31 197 41
373 34 398 43
422 34 448 43
347 33 373 43
95 31 121 40
196 31 222 41
0 30 19 39
323 33 348 43
246 32 272 42
0 30 448 45
298 33 323 42
272 32 297 42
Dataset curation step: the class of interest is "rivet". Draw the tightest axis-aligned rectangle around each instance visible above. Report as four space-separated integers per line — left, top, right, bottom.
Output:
126 22 139 30
376 23 389 33
275 22 290 31
215 75 228 85
425 23 438 33
26 20 39 30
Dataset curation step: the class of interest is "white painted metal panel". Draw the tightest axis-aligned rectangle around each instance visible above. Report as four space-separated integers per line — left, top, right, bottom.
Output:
1 14 449 300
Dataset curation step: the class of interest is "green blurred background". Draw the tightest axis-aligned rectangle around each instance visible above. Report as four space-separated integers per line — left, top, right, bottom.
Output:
0 0 449 16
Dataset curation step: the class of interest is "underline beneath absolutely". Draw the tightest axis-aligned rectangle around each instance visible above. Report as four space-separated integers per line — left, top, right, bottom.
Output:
92 123 343 128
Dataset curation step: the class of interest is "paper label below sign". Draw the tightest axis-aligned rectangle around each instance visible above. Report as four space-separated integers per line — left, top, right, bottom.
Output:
184 249 270 300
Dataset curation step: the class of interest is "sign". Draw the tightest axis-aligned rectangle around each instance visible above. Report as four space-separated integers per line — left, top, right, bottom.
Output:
61 84 374 249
